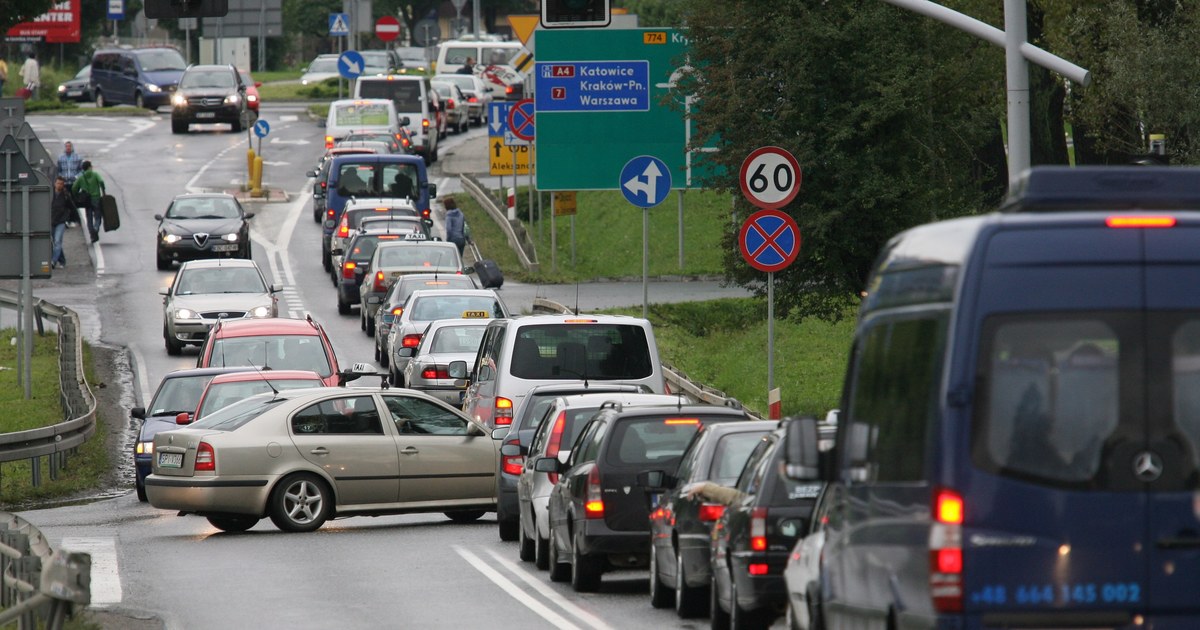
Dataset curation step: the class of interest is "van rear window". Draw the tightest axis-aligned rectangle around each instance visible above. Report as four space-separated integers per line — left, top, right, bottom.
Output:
358 81 423 110
509 324 653 381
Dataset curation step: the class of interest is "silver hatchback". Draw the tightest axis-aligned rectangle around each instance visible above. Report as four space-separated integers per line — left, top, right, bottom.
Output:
401 319 489 405
387 289 509 386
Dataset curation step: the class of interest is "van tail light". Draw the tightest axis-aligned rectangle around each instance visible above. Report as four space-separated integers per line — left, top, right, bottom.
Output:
421 208 431 220
326 208 335 221
584 467 604 518
494 397 514 426
422 118 430 129
373 271 388 292
320 181 327 191
402 334 422 348
505 86 514 95
750 507 768 551
698 503 725 523
447 99 456 109
544 411 566 484
501 437 524 476
1106 215 1176 228
337 216 350 238
421 365 450 379
195 442 215 472
930 488 964 613
324 135 333 149
342 261 357 279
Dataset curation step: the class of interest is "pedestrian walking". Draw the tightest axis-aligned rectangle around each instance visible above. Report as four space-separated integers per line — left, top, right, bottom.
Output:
444 197 467 255
72 160 106 243
50 176 72 268
0 57 8 95
19 53 39 100
57 141 84 227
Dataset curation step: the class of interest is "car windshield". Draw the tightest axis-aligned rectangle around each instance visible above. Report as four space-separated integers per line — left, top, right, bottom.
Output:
429 324 486 354
210 335 333 376
180 71 236 89
174 266 266 295
167 197 242 220
409 295 502 321
481 47 517 66
190 394 285 431
148 374 212 416
332 102 392 127
387 276 476 306
343 133 395 148
346 234 393 262
398 49 425 63
197 379 321 419
308 58 339 73
357 80 423 110
138 49 186 71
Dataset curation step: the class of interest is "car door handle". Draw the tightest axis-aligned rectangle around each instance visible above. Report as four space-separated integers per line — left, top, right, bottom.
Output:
309 447 329 455
401 447 420 455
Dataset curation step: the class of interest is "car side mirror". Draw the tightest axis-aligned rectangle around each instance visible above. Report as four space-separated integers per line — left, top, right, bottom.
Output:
397 347 414 358
153 214 163 221
366 296 382 304
533 457 560 473
466 422 486 437
244 212 255 219
270 284 281 293
175 412 193 425
462 265 475 275
131 407 146 419
783 415 821 481
306 170 318 178
636 470 668 490
491 427 510 440
447 360 468 379
255 81 262 88
158 287 169 296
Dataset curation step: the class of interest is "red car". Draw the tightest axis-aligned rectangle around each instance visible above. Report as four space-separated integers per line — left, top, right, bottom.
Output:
238 69 261 113
189 369 326 422
196 316 341 386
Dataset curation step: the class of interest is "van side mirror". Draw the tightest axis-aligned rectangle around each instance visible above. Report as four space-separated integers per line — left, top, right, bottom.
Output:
427 183 437 198
533 457 561 473
783 415 820 480
448 360 468 379
846 421 874 482
400 116 410 126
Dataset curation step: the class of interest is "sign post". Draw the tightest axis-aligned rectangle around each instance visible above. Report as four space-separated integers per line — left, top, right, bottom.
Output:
738 146 802 418
375 15 399 42
508 98 536 236
620 155 671 319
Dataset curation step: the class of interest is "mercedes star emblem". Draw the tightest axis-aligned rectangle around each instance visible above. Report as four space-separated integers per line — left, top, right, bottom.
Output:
1133 451 1164 482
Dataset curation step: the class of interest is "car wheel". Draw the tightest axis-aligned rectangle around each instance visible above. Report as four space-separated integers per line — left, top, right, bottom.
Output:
95 91 108 108
676 547 705 618
650 541 674 608
337 295 351 315
136 479 147 502
711 573 731 630
313 206 322 223
322 245 332 272
164 325 183 356
729 575 765 630
570 534 602 592
534 525 550 570
268 473 331 532
231 112 244 132
365 314 375 337
518 517 535 561
156 252 172 270
389 367 403 388
135 91 145 109
809 592 825 630
499 516 518 542
373 340 381 362
379 341 390 368
206 515 259 532
445 510 485 523
241 242 252 259
547 522 570 582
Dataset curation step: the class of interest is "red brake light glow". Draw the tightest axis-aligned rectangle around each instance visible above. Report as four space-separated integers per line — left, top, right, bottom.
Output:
391 307 404 316
494 397 514 426
698 503 725 522
402 334 422 348
930 487 964 613
421 366 450 379
748 563 769 576
1106 215 1176 228
584 467 604 518
422 118 430 128
502 438 523 476
373 271 387 292
563 319 598 324
750 507 768 551
195 442 215 471
342 261 357 279
324 135 333 149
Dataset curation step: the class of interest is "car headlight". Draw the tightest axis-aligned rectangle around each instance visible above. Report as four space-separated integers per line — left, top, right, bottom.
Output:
163 234 181 244
250 305 271 318
172 94 187 106
136 441 154 454
146 84 162 93
222 233 239 242
225 94 240 105
57 85 67 93
174 308 199 320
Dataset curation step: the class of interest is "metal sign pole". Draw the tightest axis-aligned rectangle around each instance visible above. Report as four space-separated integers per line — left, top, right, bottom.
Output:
643 207 649 320
529 155 535 241
21 185 32 399
571 215 575 266
677 189 684 269
550 192 556 272
768 271 774 393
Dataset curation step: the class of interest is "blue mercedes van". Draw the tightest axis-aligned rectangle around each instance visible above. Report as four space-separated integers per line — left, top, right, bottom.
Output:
90 47 186 109
786 166 1200 629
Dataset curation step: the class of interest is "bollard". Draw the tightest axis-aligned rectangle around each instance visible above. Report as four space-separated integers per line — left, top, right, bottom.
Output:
251 156 264 198
506 187 516 221
246 148 256 190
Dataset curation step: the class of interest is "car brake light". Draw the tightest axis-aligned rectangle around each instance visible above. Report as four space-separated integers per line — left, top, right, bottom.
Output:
494 397 513 426
326 208 335 220
468 96 478 103
422 118 430 128
373 271 388 292
544 411 566 484
447 99 455 109
748 563 769 576
403 334 422 348
750 507 768 551
930 488 964 613
320 181 327 190
502 438 523 475
1106 215 1176 228
337 217 350 238
421 365 450 379
195 442 215 471
324 135 333 149
584 467 604 518
421 208 431 220
342 261 357 279
698 503 725 522
664 418 699 425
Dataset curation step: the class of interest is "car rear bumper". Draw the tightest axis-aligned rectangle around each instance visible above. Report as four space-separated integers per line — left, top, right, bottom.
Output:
411 385 465 406
580 519 650 565
144 474 272 515
730 551 789 612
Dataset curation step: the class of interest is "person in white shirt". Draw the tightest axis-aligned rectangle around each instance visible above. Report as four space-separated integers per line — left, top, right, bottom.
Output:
20 53 39 99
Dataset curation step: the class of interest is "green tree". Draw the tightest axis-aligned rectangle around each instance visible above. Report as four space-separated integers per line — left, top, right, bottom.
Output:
618 0 686 27
1 0 54 34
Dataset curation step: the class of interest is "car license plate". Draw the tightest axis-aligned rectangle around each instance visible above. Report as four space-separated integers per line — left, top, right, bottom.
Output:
196 112 216 119
67 90 81 96
158 452 183 468
213 243 238 252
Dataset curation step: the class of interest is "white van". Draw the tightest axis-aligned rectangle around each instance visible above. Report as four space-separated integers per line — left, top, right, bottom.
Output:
453 314 668 428
323 98 402 148
435 39 524 74
353 76 441 164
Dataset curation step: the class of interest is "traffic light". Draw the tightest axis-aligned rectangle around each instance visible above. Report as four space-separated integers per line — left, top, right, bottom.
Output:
541 0 611 28
144 0 228 19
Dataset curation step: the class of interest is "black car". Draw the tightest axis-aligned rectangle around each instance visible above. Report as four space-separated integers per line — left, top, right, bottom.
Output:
57 64 93 103
171 64 249 134
645 420 777 617
497 382 653 541
335 230 409 315
155 193 254 270
709 423 824 629
538 402 750 592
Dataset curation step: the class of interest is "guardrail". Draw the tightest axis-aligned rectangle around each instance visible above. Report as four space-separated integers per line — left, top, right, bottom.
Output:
0 512 91 629
459 174 540 273
0 288 97 487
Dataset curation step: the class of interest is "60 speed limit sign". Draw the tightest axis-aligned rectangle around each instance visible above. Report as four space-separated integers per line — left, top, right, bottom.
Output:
739 146 802 209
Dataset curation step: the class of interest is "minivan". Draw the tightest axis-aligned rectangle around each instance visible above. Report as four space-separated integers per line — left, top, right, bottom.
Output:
91 47 187 109
454 314 668 429
354 76 442 164
784 166 1200 629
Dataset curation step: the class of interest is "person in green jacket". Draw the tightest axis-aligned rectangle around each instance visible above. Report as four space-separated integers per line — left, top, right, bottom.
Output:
72 160 105 243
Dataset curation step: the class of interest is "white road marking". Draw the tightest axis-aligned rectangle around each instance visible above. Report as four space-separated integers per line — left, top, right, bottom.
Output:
454 546 582 630
186 142 247 194
60 537 121 606
279 115 298 122
481 548 616 630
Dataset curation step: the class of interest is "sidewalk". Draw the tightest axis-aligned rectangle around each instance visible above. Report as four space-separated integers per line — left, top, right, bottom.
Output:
0 210 100 338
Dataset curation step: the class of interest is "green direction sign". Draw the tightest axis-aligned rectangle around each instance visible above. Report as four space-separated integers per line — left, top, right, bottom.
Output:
534 28 720 191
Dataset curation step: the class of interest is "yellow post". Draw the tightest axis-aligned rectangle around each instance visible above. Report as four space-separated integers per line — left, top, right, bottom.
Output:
246 148 256 191
251 155 264 198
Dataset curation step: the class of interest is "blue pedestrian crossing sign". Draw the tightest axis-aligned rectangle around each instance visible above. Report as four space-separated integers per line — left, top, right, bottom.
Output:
338 51 364 79
253 119 270 138
329 13 350 36
620 155 671 208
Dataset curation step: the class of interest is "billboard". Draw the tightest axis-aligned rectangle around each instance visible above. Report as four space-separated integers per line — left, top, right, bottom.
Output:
6 0 82 43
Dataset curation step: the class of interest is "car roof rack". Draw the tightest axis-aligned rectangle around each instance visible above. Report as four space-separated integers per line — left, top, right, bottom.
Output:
1003 166 1200 212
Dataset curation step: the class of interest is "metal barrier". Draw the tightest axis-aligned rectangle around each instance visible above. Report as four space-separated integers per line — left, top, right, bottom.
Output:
459 174 540 273
0 512 91 629
0 288 98 487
